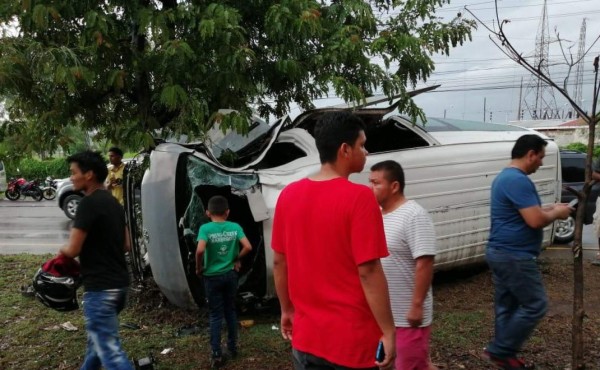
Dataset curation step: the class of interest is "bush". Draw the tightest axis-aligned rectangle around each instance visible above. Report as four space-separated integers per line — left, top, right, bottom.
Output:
561 142 600 158
563 142 587 153
5 158 70 180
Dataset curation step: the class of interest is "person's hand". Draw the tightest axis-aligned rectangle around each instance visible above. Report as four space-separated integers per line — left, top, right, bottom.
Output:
375 332 396 370
280 309 294 340
195 267 203 277
234 260 241 272
406 303 424 327
555 203 574 220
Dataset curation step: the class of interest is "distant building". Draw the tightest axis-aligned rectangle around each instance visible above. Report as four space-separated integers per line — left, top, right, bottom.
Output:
509 118 592 147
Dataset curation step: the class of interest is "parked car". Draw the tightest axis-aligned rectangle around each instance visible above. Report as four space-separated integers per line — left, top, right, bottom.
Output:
56 179 82 219
126 99 562 309
56 160 132 219
554 150 600 243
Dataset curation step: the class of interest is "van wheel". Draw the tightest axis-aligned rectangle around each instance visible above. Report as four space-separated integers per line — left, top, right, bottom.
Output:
63 194 82 220
554 216 575 244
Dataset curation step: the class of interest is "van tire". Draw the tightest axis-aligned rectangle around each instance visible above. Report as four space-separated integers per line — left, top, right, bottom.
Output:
554 216 575 244
63 194 82 220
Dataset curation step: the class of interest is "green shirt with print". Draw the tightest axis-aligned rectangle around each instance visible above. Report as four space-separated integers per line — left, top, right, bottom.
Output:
197 221 246 276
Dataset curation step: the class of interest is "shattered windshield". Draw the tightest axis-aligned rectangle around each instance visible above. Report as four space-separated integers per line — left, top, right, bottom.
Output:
206 117 283 167
180 156 259 241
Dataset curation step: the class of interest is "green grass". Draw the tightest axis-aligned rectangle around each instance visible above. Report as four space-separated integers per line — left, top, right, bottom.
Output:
0 254 291 370
431 310 488 348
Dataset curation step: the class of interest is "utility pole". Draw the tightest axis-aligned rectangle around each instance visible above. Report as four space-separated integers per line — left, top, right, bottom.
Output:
572 19 587 112
522 0 557 119
483 97 487 123
517 77 523 120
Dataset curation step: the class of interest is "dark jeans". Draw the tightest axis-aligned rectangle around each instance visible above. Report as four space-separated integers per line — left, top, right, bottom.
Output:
204 269 238 356
292 349 378 370
486 248 548 358
81 288 133 370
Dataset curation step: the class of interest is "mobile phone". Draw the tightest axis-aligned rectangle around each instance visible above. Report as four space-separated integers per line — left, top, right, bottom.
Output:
568 199 578 208
375 341 385 362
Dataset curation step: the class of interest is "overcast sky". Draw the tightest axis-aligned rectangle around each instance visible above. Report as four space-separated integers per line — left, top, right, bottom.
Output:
412 0 600 123
2 1 597 125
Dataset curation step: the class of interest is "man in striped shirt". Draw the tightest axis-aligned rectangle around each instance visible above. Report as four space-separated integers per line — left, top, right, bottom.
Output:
369 160 437 370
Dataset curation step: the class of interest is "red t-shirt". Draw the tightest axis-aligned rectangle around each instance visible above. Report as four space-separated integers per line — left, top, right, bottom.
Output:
271 177 389 368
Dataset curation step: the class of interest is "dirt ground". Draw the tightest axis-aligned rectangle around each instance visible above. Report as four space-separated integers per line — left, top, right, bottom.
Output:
430 258 600 370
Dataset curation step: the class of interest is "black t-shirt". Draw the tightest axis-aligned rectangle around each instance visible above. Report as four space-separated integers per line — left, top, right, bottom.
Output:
74 189 129 291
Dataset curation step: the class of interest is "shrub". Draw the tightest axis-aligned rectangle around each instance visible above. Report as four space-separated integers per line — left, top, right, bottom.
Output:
563 142 587 153
561 142 600 158
5 158 70 180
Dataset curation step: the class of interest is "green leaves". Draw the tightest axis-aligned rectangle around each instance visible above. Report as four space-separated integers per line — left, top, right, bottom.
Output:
160 84 188 111
0 0 475 152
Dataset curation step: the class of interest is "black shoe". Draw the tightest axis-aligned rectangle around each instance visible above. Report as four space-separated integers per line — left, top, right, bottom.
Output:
482 349 535 369
210 356 223 369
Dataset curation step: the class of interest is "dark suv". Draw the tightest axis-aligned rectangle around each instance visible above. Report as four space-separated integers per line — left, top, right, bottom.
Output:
555 150 600 243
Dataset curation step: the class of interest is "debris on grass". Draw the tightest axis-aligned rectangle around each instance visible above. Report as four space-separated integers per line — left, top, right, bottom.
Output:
175 324 202 337
240 319 254 328
160 348 173 355
121 322 141 330
60 321 78 331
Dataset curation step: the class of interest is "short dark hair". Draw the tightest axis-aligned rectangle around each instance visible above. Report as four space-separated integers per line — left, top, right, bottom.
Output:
314 111 365 164
108 147 124 157
67 151 108 183
371 160 405 193
207 195 229 216
511 134 547 159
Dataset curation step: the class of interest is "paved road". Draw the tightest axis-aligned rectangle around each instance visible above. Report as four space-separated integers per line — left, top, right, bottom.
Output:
0 198 71 254
1 198 599 260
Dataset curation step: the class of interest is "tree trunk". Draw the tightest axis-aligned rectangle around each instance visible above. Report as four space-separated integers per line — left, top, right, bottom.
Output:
572 232 584 368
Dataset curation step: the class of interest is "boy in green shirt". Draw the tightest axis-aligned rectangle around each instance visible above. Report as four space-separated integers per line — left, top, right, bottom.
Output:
196 195 252 368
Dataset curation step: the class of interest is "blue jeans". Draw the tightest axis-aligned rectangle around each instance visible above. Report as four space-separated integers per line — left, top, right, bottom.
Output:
204 270 238 356
486 248 548 358
81 288 133 370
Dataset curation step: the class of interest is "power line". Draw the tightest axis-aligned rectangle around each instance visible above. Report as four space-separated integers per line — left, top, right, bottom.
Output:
437 0 594 13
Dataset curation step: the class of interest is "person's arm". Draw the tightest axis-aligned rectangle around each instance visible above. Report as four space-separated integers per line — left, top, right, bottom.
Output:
105 172 114 190
406 255 435 327
234 237 252 271
273 250 294 340
60 228 87 258
357 259 396 369
519 204 573 229
195 240 206 276
238 237 252 259
593 171 600 182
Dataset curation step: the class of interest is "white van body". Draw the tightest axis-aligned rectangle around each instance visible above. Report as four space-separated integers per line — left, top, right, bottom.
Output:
135 108 560 309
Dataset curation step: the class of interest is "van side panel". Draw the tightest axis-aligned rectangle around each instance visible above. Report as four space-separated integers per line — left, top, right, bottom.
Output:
350 140 559 270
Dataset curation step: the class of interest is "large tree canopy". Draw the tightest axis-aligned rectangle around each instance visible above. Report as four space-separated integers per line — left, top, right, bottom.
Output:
0 0 474 150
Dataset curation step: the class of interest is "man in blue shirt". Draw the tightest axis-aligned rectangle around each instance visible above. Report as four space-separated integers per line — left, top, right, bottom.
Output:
484 134 572 370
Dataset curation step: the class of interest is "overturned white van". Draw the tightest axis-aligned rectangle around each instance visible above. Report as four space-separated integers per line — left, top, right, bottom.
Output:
126 102 560 309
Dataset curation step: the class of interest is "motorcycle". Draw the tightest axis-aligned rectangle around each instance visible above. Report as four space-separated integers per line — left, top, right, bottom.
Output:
5 177 43 201
41 176 58 200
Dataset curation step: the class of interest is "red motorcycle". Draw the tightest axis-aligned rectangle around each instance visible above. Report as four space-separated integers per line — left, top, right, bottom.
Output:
5 177 43 201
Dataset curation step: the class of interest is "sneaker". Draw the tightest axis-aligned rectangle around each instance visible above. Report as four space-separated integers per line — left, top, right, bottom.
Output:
210 356 224 369
482 349 535 369
224 347 238 360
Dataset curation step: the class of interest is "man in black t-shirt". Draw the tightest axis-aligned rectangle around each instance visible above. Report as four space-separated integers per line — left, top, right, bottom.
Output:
59 151 133 370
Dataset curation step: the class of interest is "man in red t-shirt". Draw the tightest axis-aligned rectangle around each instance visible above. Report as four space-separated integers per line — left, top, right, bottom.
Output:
272 111 396 370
